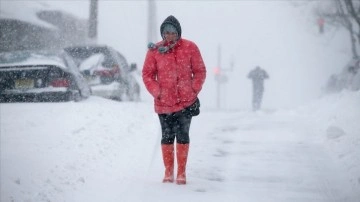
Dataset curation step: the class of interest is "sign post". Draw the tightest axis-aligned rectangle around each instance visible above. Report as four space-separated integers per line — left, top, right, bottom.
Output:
214 45 233 109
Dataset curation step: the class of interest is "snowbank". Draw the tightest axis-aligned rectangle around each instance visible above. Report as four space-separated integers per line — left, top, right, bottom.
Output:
296 90 360 192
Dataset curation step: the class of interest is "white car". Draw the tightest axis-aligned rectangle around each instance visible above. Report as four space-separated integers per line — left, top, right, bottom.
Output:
65 45 140 101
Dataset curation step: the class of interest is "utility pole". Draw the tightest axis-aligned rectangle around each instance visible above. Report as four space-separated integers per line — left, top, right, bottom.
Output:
214 44 233 110
147 0 157 43
89 0 98 40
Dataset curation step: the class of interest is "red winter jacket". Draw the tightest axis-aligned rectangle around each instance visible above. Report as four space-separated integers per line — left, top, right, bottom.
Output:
142 38 206 114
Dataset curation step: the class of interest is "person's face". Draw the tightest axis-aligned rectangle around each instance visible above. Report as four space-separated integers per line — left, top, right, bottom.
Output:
164 31 178 42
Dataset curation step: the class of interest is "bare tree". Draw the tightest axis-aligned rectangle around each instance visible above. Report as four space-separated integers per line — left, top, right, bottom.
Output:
336 0 358 58
344 0 360 26
315 0 360 58
344 0 360 50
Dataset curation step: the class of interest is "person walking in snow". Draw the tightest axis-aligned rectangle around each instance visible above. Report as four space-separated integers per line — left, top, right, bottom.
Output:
142 15 206 185
247 66 269 111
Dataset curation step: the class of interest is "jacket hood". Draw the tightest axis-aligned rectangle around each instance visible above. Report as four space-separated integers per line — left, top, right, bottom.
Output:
160 15 182 40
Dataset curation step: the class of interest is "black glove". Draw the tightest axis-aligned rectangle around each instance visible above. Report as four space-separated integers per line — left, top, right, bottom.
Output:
185 98 200 117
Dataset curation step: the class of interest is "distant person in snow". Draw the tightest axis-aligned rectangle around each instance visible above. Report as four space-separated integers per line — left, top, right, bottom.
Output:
247 66 269 111
142 15 206 185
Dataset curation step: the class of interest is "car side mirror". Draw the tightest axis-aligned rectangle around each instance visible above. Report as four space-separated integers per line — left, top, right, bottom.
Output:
130 63 137 71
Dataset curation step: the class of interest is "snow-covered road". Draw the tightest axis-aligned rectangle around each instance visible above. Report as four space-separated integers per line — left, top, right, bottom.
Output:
1 95 359 202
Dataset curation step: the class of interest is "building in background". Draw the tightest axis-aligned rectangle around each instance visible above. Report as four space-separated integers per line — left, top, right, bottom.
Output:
0 5 90 52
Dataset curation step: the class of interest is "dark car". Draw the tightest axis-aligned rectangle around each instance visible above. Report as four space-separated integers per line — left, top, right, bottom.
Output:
64 45 140 101
0 50 91 102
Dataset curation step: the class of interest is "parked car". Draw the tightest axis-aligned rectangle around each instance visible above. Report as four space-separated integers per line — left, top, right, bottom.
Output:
0 49 91 102
324 58 360 93
64 45 140 101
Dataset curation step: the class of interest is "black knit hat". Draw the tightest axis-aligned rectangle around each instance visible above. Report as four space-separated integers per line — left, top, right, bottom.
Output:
160 15 182 40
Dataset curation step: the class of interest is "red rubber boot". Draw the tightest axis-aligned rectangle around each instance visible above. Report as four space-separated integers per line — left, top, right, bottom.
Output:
176 143 189 185
161 144 174 183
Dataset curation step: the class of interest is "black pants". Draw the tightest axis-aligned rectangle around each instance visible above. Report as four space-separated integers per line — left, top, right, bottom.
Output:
158 111 192 144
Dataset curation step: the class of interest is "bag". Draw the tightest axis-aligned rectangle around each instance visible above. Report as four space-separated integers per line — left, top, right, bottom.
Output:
185 98 200 117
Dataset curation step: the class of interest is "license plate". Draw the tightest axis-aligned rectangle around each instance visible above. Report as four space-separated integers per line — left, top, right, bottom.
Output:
15 79 34 89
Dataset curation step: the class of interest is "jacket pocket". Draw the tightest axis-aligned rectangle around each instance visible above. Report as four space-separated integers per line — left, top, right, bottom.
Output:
158 88 178 106
178 85 197 102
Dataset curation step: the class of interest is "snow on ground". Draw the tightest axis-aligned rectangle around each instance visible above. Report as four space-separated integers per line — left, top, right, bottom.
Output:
1 91 359 202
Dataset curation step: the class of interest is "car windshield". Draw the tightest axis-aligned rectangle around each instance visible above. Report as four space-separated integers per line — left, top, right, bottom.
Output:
78 53 104 71
65 47 116 68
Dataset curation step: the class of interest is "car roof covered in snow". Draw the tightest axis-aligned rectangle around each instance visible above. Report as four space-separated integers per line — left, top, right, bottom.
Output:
0 50 71 70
